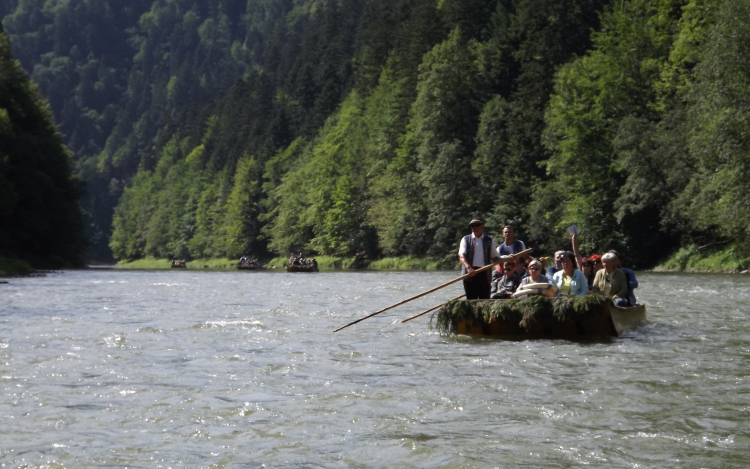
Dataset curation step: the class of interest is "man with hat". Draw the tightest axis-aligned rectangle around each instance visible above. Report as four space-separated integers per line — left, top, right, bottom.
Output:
458 218 502 299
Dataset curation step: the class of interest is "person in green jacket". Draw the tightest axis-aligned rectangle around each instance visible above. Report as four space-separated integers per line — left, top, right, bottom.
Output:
592 252 629 306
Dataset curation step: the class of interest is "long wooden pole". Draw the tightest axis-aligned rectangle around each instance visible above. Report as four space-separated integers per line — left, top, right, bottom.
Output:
332 248 532 333
400 294 465 323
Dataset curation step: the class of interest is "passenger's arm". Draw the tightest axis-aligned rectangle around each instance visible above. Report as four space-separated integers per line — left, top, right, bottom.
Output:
571 233 583 268
611 271 629 299
459 254 476 277
575 271 589 296
627 269 639 289
490 239 501 264
591 271 602 295
458 238 476 277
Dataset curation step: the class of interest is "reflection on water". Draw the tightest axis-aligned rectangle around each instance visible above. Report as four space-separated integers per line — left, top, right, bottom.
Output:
1 270 749 468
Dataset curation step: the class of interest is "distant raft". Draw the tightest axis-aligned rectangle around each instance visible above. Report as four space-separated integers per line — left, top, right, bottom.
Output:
286 264 319 272
171 260 187 268
432 295 646 339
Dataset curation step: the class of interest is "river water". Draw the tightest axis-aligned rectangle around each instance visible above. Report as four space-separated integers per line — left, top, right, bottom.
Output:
1 269 749 468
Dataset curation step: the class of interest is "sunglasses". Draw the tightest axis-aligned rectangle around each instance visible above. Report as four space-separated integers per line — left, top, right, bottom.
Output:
529 267 540 271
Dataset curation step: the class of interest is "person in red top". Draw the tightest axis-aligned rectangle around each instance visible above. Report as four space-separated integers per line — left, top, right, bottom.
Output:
589 254 603 274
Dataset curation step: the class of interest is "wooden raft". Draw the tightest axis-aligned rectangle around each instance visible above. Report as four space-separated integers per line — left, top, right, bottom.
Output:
439 298 646 339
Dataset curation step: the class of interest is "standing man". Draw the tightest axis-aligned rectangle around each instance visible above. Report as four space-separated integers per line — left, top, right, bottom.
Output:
458 218 501 299
498 225 527 256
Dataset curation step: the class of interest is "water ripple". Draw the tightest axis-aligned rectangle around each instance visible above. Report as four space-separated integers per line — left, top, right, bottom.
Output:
1 270 749 467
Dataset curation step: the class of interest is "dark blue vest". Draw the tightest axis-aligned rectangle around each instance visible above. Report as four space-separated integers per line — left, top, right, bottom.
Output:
462 234 494 281
498 239 524 256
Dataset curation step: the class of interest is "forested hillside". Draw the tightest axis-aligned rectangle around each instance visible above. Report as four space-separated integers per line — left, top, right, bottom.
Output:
4 0 750 268
107 0 609 264
2 0 305 259
0 23 85 267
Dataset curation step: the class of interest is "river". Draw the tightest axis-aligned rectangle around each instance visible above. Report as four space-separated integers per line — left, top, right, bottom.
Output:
1 269 749 468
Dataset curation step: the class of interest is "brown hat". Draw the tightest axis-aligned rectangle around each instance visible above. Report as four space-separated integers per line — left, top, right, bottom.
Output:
468 218 485 227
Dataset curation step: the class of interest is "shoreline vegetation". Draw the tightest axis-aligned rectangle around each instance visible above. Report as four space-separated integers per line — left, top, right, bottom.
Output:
113 256 456 271
0 257 35 276
5 243 750 276
653 244 750 274
4 245 750 275
109 244 750 273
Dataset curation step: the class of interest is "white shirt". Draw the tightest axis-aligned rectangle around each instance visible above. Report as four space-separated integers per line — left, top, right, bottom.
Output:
458 233 497 267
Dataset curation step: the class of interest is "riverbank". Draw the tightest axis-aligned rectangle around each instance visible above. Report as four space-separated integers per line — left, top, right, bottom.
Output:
653 243 750 273
115 256 455 270
0 257 35 276
115 257 239 269
68 243 750 274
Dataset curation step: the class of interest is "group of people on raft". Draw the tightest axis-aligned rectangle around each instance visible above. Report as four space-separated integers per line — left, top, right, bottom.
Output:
458 218 638 307
288 253 317 267
239 256 259 268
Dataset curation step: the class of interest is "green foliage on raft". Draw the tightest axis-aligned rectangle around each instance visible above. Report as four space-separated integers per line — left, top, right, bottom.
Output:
432 295 610 336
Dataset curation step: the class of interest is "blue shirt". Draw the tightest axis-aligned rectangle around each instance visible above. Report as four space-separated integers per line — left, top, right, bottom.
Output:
622 267 638 304
552 269 589 296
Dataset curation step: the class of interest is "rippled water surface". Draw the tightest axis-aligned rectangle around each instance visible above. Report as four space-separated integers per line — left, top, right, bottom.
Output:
1 269 749 468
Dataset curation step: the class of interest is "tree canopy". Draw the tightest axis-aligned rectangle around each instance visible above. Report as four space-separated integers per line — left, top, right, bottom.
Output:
0 23 85 266
4 0 750 267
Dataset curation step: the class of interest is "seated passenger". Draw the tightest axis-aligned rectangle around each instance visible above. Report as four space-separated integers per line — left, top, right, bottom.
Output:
519 259 549 287
581 258 595 292
490 261 504 295
589 254 603 274
592 253 629 306
516 259 551 299
515 255 528 279
491 259 522 299
546 251 565 278
607 250 638 305
552 252 589 296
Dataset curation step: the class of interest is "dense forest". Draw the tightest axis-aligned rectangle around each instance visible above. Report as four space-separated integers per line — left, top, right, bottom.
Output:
3 0 749 268
0 22 85 268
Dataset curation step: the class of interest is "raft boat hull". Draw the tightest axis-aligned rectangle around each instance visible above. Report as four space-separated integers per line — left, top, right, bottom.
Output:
454 301 646 339
286 265 318 272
